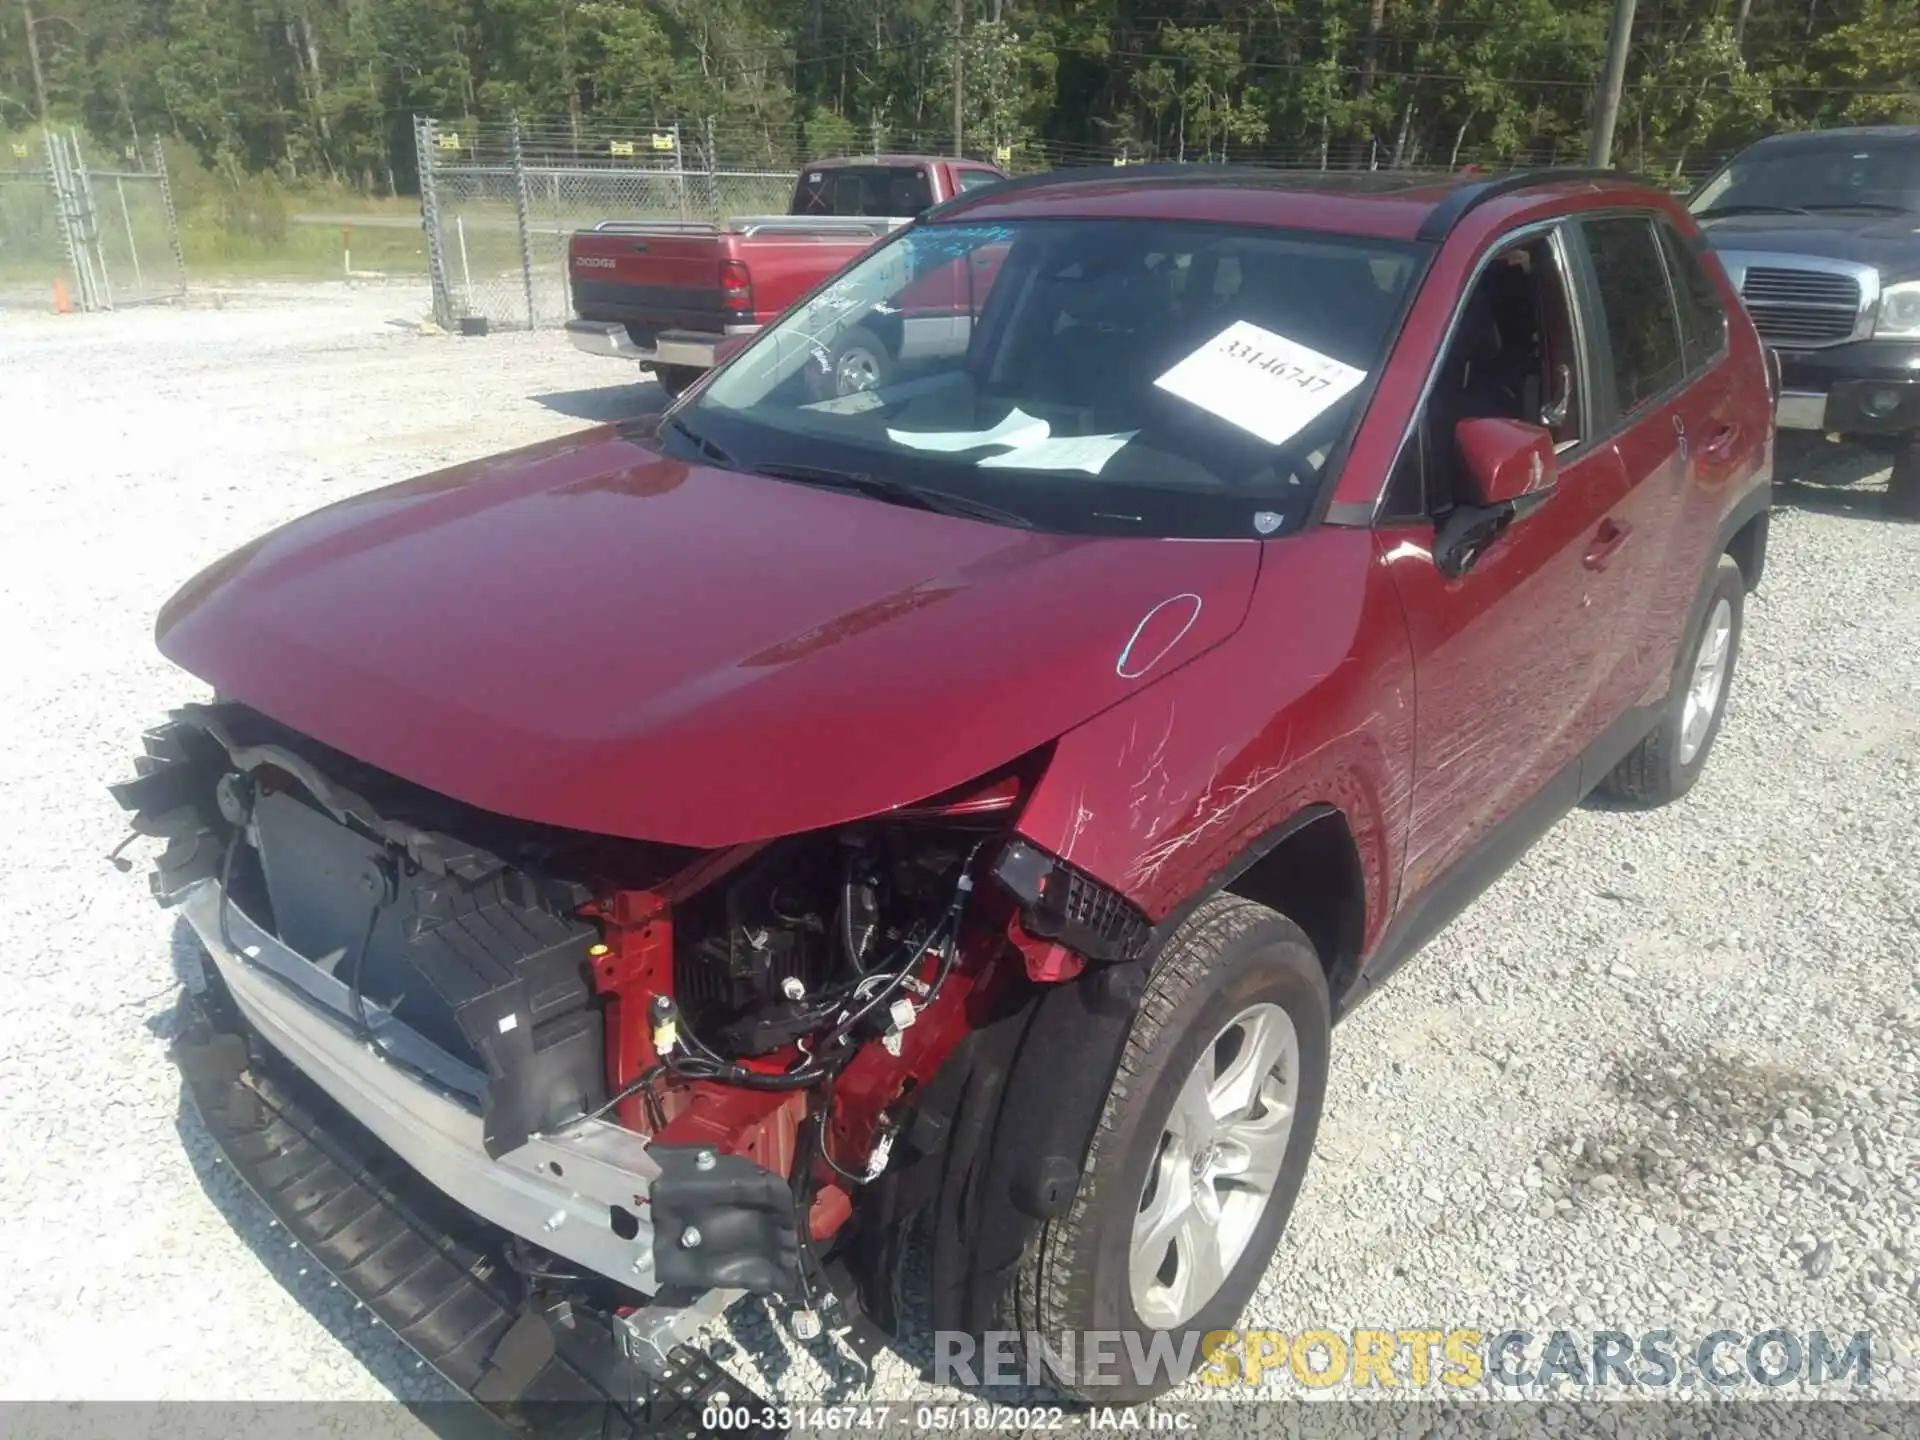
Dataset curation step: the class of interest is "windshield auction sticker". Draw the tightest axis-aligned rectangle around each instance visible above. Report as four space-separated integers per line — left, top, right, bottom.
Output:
1154 320 1366 446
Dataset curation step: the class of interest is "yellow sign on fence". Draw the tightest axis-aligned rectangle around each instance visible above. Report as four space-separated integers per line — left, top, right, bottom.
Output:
994 144 1012 165
10 142 28 159
609 139 635 157
435 132 462 151
651 132 677 151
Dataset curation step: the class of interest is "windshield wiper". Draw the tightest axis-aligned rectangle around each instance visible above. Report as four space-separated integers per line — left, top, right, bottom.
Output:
1695 202 1811 217
665 414 734 466
1800 201 1915 214
751 463 1035 529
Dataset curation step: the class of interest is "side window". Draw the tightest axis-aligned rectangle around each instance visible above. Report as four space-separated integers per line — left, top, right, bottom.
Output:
1655 220 1728 373
956 168 1003 193
1582 216 1685 414
1414 232 1584 513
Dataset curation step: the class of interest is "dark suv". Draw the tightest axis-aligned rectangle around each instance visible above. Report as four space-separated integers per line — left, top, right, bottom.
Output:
1691 126 1920 516
116 167 1772 1415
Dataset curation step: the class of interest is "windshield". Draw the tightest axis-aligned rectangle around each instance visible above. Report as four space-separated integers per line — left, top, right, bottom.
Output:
1691 144 1920 216
680 218 1426 539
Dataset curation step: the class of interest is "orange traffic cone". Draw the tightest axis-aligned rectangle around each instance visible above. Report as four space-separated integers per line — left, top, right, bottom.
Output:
52 277 72 314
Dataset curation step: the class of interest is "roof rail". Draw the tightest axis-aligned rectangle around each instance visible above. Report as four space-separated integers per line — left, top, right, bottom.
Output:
1413 168 1629 242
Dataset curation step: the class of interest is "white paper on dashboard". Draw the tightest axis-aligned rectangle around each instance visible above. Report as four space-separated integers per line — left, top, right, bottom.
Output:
801 389 886 414
1152 320 1366 446
887 408 1049 452
977 431 1137 475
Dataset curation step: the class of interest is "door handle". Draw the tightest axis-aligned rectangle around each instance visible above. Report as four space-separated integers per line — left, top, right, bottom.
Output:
1584 518 1632 571
1701 423 1739 459
629 242 650 253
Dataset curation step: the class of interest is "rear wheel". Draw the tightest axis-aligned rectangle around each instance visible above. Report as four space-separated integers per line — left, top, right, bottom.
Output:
1003 894 1329 1402
1887 444 1920 521
651 364 702 399
826 326 892 398
1601 552 1744 807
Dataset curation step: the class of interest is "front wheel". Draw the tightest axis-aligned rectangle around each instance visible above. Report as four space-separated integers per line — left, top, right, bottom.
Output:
1887 445 1920 521
1601 552 1745 807
1003 894 1330 1402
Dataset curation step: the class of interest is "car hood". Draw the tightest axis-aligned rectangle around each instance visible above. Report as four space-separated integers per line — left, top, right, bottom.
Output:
1699 213 1920 277
158 426 1261 847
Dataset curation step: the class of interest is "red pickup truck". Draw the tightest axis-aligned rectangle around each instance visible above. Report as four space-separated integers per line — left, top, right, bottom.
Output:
566 155 1006 395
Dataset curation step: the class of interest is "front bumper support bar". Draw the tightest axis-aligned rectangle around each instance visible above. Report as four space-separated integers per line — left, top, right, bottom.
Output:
176 877 677 1294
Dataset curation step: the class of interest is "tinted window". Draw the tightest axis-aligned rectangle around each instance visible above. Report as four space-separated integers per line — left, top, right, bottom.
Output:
686 219 1425 539
956 169 1004 193
1656 222 1727 373
792 166 933 217
1690 143 1920 217
1583 217 1685 414
1417 233 1583 513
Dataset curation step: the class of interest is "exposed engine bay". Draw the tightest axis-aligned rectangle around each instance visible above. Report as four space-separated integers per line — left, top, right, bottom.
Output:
111 701 1151 1323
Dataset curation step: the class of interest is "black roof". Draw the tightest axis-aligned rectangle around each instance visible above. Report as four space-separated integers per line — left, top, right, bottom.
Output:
1745 125 1920 151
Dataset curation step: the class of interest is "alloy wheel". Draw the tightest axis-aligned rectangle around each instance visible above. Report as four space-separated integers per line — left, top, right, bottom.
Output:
1129 1002 1299 1329
1679 596 1734 766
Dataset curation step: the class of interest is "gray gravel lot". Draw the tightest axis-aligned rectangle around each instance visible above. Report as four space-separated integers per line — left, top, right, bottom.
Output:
1 284 1915 1414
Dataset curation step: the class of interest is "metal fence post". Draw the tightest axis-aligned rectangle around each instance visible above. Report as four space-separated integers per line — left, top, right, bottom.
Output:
45 129 103 311
42 129 86 310
673 121 688 219
509 115 537 329
150 137 188 294
69 130 114 309
414 116 455 329
704 116 719 221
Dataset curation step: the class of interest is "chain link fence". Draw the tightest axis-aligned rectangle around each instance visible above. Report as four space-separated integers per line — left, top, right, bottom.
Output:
0 130 186 312
411 111 1733 334
415 116 798 331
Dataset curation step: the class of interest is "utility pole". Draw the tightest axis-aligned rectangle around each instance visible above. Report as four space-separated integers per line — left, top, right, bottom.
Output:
23 0 50 121
951 0 964 157
1587 0 1636 169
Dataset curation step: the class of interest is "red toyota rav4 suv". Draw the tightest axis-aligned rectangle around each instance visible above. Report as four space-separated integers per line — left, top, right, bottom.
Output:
117 167 1771 1414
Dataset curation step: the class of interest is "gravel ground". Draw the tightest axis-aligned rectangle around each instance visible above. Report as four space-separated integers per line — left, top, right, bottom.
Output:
1 284 1915 1419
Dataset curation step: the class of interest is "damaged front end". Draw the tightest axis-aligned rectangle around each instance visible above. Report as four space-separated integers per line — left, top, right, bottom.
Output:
114 701 1142 1421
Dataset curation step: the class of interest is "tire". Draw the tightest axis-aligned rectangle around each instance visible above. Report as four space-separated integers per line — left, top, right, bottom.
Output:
1600 552 1745 807
824 326 892 398
1003 894 1330 1403
1887 445 1920 521
651 364 702 399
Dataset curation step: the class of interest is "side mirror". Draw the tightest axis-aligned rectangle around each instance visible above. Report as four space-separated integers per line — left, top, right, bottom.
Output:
1456 416 1557 509
1435 417 1559 578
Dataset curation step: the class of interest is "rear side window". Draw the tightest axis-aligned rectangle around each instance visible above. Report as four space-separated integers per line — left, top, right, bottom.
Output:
1655 221 1729 373
1582 216 1685 414
956 169 1003 193
792 166 934 218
